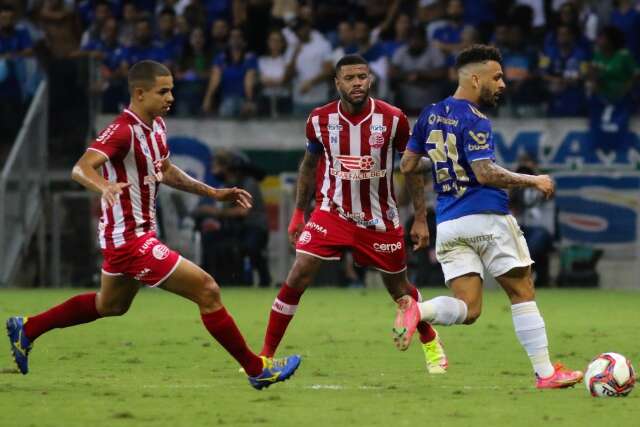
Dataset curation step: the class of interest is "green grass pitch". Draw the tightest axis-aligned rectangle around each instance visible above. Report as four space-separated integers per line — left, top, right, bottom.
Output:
0 288 638 427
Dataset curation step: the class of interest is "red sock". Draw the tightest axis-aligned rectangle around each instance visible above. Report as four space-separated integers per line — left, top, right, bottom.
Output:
260 283 304 357
23 293 101 342
407 285 437 344
201 307 263 377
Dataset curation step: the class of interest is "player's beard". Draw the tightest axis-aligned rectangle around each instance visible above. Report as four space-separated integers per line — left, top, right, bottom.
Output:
340 87 369 109
479 85 500 108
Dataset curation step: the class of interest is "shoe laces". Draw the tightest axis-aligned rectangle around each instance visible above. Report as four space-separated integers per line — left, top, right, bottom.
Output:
266 357 287 370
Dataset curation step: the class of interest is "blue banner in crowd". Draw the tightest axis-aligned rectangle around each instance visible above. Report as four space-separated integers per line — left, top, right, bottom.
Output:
555 174 640 253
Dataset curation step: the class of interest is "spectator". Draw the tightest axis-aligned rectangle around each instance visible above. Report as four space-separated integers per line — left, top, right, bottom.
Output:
174 26 211 116
509 154 555 287
432 0 469 57
540 24 590 117
155 0 181 15
544 1 592 54
0 2 33 156
271 0 297 24
233 0 271 55
79 17 127 112
379 13 411 59
500 24 544 116
258 28 292 116
353 20 389 98
37 0 80 59
331 21 357 64
610 0 640 61
156 7 184 65
587 26 638 155
202 26 258 118
118 18 171 72
79 0 112 47
209 18 229 58
390 26 446 114
182 0 207 30
195 149 271 287
118 0 138 47
287 17 332 116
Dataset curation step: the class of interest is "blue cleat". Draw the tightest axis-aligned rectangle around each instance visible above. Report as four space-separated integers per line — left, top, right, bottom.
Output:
6 317 32 375
248 355 301 390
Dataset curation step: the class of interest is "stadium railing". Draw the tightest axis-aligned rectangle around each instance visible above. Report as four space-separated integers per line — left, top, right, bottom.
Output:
0 79 48 286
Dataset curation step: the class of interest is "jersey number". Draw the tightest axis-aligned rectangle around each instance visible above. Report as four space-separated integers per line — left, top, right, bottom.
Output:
426 130 469 184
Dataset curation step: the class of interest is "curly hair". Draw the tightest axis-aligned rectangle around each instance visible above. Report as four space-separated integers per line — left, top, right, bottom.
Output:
455 44 503 70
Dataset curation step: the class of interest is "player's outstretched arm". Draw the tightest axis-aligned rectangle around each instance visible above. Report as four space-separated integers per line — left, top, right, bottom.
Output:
288 151 320 246
400 150 430 251
160 159 253 208
471 159 555 198
71 150 130 207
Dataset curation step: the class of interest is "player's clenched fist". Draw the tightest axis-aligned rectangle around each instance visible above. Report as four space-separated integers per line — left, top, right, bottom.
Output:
287 208 305 247
534 175 555 199
101 182 130 207
410 218 430 251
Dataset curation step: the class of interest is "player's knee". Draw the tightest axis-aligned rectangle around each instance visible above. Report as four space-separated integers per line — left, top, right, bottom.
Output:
199 274 221 307
463 307 482 324
97 301 131 317
286 263 314 289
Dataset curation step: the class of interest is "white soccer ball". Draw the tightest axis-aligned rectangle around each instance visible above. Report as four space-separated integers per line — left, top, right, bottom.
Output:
585 352 636 397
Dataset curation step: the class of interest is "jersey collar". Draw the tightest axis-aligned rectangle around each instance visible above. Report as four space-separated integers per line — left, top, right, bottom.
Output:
338 97 374 127
124 108 153 131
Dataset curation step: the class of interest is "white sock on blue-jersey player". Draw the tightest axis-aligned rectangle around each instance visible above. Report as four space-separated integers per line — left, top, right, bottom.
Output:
417 296 468 325
511 301 554 378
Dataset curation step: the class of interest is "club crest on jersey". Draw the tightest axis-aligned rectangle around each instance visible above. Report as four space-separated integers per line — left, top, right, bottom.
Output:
386 208 398 221
96 124 119 143
298 231 312 245
368 132 385 149
152 244 170 260
335 155 375 171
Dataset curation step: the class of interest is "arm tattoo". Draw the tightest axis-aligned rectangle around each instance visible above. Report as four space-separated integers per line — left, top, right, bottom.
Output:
295 151 320 210
471 159 537 189
163 164 215 197
405 171 427 219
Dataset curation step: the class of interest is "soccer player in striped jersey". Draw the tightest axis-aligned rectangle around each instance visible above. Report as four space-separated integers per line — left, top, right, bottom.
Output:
6 60 299 390
395 45 584 388
260 54 448 374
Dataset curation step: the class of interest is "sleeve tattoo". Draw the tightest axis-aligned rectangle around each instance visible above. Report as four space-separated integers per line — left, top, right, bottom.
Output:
295 151 320 210
471 159 537 189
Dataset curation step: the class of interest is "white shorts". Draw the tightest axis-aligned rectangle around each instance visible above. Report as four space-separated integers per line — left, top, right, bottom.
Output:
435 214 533 285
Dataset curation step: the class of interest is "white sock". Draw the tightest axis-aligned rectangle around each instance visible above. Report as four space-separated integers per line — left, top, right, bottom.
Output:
418 297 468 325
511 301 554 378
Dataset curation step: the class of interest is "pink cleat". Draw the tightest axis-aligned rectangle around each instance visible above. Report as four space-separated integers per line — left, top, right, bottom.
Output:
393 295 420 351
536 363 584 389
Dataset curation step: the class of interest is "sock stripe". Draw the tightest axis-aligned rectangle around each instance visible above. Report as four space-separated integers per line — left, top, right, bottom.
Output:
272 298 298 316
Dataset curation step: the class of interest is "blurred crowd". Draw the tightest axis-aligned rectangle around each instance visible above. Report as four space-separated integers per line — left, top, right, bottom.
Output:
1 0 639 122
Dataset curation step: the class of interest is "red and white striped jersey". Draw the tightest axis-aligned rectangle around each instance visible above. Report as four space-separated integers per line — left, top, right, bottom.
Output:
87 108 170 249
306 98 410 232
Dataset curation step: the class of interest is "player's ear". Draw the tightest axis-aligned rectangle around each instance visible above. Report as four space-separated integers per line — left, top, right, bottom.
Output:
368 73 374 89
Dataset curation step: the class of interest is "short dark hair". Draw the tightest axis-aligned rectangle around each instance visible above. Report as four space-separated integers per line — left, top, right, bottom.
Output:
599 25 626 51
455 44 502 70
128 60 171 94
335 54 369 75
159 7 176 17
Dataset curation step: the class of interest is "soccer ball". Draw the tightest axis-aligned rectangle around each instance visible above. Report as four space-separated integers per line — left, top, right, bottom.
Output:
584 353 636 397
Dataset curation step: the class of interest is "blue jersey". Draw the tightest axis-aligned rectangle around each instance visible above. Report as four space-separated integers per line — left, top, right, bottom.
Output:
407 96 509 224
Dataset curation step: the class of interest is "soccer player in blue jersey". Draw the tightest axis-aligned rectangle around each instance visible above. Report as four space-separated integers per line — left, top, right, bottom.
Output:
393 45 584 389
